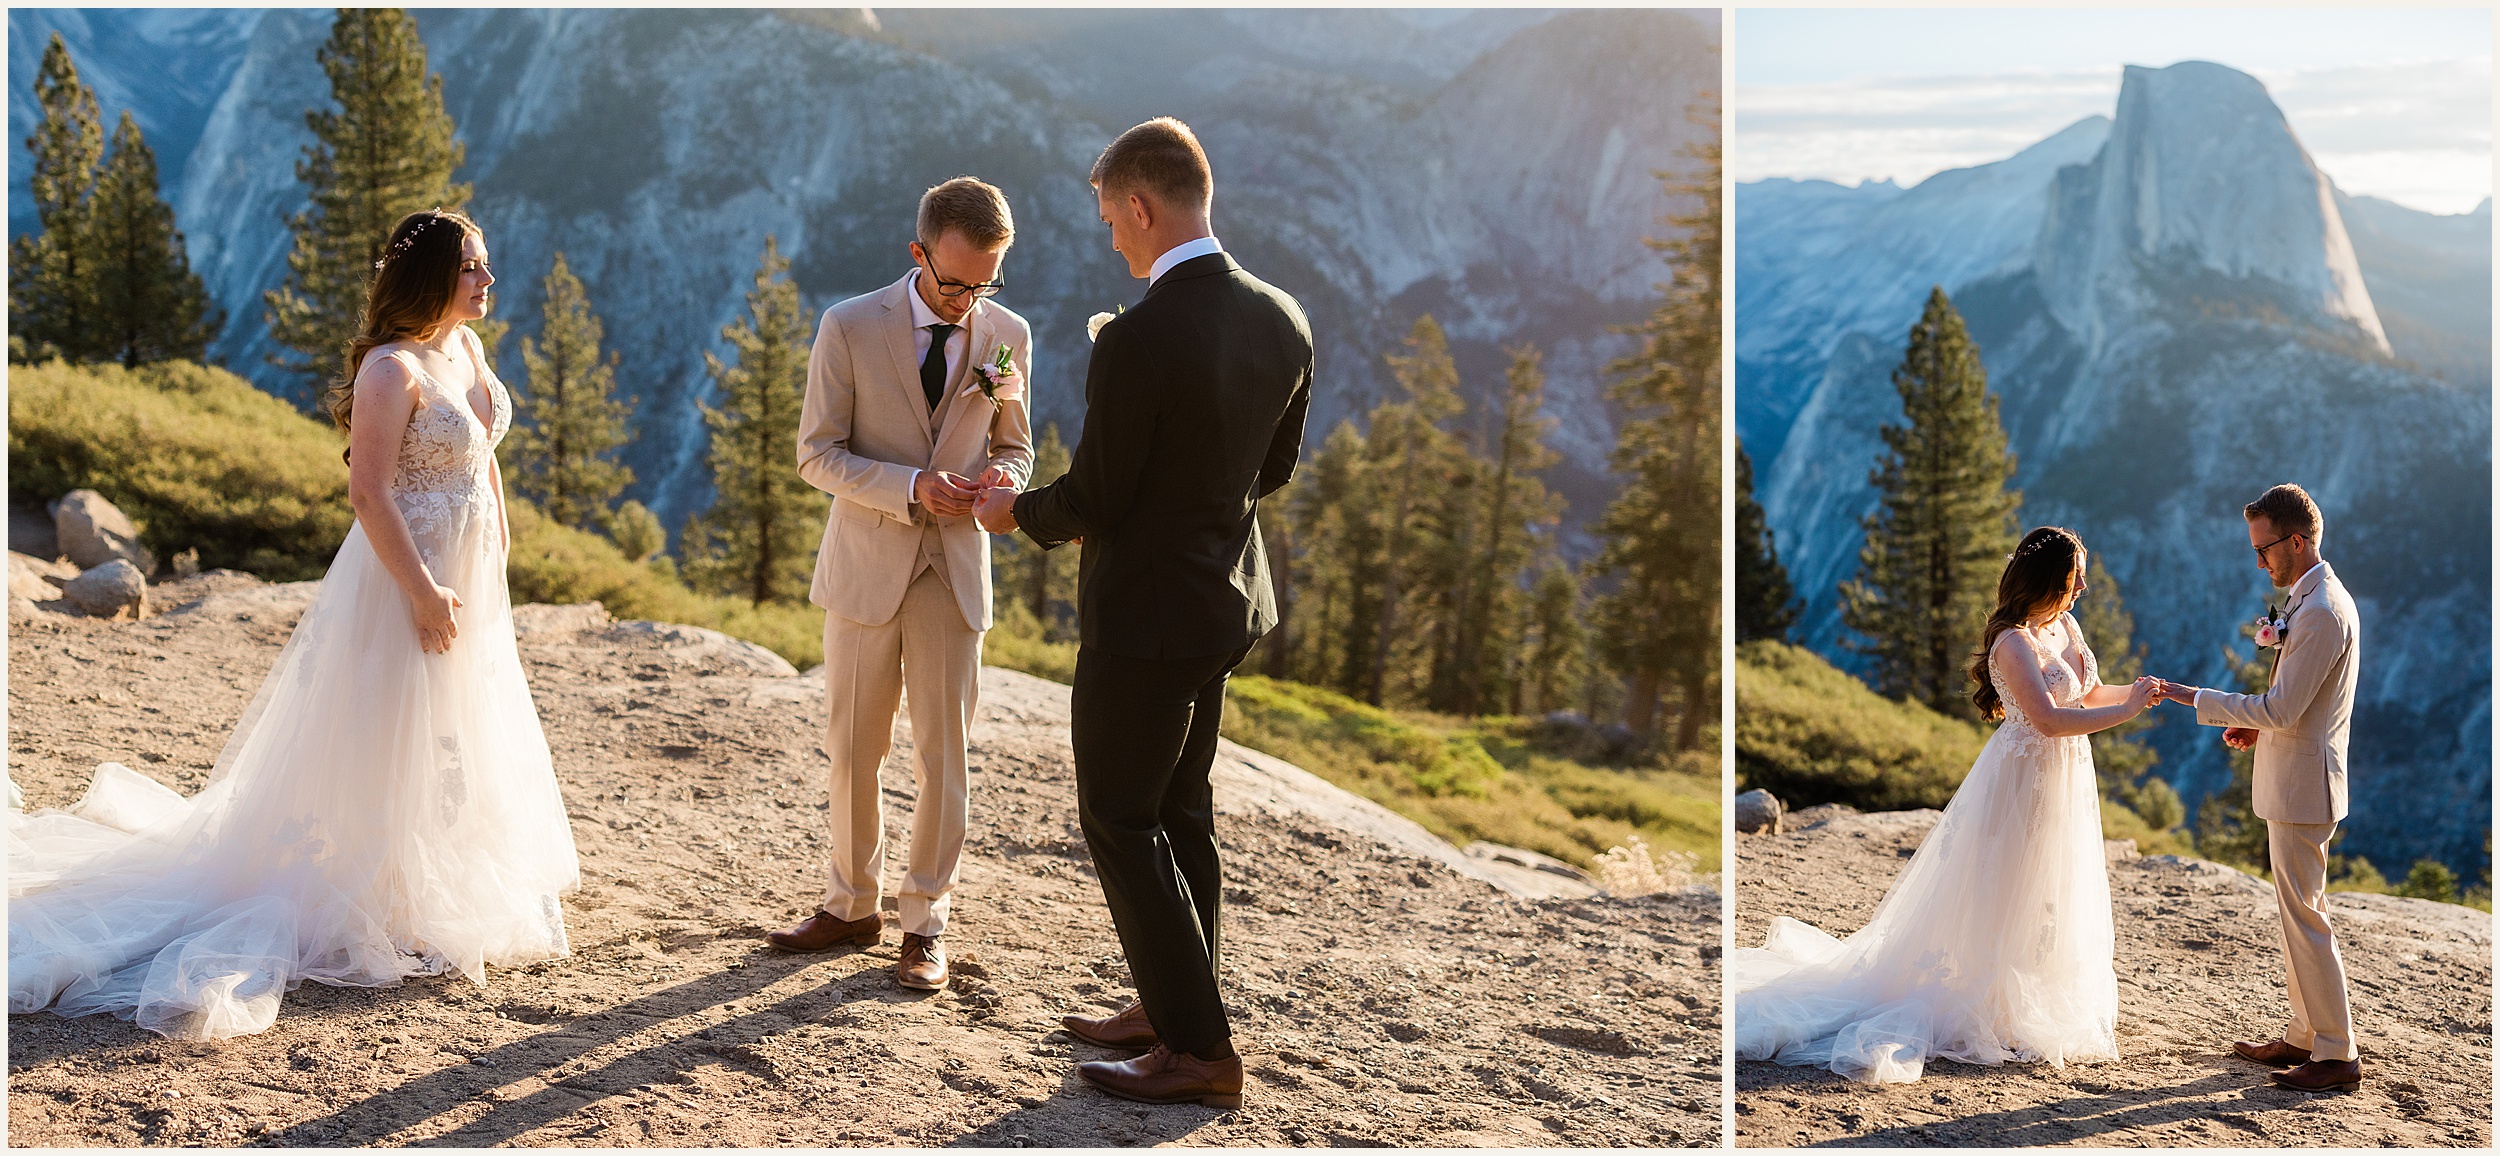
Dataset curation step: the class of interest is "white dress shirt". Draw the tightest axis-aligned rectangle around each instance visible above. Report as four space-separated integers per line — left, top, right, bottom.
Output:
1148 235 1224 286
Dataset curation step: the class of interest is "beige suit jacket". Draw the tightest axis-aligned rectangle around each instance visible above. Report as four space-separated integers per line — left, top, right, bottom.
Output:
2196 561 2360 824
797 270 1034 630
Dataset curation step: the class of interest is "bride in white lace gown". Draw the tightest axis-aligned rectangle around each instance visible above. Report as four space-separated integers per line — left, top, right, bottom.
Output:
9 210 578 1040
1733 526 2160 1083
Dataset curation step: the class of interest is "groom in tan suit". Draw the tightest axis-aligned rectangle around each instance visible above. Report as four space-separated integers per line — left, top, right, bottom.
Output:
2154 483 2363 1093
770 177 1034 991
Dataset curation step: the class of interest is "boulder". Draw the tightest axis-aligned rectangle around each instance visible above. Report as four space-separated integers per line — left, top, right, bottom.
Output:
64 558 148 619
50 490 154 575
8 551 77 603
1734 788 1784 834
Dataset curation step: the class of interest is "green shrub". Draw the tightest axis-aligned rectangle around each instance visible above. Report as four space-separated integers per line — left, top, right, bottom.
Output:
1736 639 1987 810
980 598 1077 685
8 358 353 580
1221 675 1719 872
2393 859 2460 904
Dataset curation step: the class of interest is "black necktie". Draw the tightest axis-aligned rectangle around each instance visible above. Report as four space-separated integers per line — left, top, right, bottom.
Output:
920 323 956 411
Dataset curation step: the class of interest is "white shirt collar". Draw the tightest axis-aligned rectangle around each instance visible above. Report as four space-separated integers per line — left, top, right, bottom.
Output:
1148 235 1224 286
904 268 971 331
2289 559 2332 603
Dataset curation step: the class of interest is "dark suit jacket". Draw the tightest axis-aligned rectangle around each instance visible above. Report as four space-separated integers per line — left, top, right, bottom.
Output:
1013 251 1313 660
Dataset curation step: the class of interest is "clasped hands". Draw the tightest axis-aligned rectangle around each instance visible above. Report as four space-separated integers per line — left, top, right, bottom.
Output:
2137 676 2257 750
914 466 1023 534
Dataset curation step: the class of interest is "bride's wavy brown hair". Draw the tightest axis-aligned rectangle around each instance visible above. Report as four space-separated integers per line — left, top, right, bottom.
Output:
327 208 484 455
1968 525 2086 721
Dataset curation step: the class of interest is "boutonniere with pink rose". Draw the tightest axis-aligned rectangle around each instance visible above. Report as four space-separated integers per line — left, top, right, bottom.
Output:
967 342 1025 410
2251 599 2290 650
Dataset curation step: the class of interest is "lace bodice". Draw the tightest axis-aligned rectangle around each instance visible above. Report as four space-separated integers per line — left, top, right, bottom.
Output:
382 328 509 547
1990 611 2097 732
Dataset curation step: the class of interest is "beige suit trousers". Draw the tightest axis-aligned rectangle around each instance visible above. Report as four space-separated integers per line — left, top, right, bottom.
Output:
2267 820 2358 1062
820 565 980 937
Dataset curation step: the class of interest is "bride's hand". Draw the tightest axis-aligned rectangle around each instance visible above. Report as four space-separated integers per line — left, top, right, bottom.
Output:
413 583 463 654
2125 675 2159 713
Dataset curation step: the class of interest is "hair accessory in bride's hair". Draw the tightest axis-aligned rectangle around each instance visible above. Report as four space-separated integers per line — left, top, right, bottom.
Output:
373 212 446 270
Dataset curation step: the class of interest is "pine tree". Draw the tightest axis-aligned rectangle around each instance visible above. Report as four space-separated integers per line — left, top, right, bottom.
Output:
2074 552 2171 825
502 252 633 533
1347 316 1468 706
1592 105 1721 749
264 8 469 396
1283 421 1368 690
8 34 106 363
1521 561 1588 716
682 238 825 606
1839 287 2021 718
1733 439 1798 643
1441 344 1563 714
87 113 222 368
2194 621 2278 870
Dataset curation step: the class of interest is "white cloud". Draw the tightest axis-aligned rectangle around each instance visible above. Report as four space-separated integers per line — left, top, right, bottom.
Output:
1736 60 2493 215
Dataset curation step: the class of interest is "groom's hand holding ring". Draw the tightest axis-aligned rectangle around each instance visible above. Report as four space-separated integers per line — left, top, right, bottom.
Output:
915 470 979 518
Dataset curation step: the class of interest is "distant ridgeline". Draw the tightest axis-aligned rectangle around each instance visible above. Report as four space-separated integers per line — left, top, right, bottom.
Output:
5 6 1720 546
1735 62 2491 875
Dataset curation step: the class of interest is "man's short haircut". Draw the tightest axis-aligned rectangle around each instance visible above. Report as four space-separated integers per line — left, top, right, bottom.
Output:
1090 117 1213 212
916 177 1014 250
2245 483 2324 548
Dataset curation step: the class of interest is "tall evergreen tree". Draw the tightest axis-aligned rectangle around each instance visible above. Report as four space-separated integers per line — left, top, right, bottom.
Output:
1347 316 1468 705
502 252 633 532
265 8 469 396
1441 344 1563 714
682 238 825 606
1839 286 2021 718
2073 551 2169 825
88 113 222 368
1283 420 1368 690
1592 105 1721 749
9 34 106 363
1521 560 1588 716
1733 439 1798 643
2194 622 2277 870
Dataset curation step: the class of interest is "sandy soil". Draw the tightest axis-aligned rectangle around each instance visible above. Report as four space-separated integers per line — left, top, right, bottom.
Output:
1733 805 2492 1147
5 572 1717 1147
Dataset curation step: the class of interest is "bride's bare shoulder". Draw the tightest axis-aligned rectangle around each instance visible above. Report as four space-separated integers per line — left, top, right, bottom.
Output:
353 345 420 398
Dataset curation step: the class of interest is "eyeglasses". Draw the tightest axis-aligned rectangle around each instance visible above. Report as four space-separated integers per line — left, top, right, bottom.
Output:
917 247 1004 299
2252 530 2301 558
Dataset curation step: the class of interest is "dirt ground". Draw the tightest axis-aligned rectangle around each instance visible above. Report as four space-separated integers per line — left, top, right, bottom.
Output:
1733 805 2492 1147
6 571 1718 1147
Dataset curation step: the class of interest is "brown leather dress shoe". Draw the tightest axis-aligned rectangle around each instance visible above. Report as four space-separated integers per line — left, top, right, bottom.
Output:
2269 1058 2362 1093
1063 1001 1159 1049
2232 1038 2310 1067
896 932 947 990
1076 1045 1244 1109
766 910 882 953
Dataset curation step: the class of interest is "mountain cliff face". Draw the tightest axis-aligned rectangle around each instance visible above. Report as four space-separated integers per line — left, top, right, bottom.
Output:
1738 61 2491 873
9 7 1719 546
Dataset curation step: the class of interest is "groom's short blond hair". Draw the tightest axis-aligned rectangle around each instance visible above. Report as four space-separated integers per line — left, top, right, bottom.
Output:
2246 483 2324 548
1091 117 1212 212
916 177 1015 251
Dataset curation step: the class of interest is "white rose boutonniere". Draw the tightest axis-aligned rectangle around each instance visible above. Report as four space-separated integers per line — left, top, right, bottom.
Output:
1087 303 1125 343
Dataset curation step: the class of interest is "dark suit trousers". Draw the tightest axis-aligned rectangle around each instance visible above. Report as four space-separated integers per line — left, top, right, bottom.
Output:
1070 643 1251 1059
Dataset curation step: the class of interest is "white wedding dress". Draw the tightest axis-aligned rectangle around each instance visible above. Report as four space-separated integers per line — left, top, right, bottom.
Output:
9 327 578 1040
1732 611 2118 1083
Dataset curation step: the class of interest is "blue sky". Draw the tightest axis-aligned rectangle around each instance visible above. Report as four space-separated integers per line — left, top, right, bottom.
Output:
1735 7 2494 213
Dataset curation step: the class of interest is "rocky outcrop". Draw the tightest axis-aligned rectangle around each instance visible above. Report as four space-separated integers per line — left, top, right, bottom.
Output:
62 559 147 619
48 490 154 576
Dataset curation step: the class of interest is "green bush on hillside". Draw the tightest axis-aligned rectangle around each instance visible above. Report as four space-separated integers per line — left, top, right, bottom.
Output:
1736 639 1987 811
1221 675 1719 872
8 358 353 579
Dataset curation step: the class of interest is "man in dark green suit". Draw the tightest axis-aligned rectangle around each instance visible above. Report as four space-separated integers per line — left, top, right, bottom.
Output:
974 116 1312 1109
